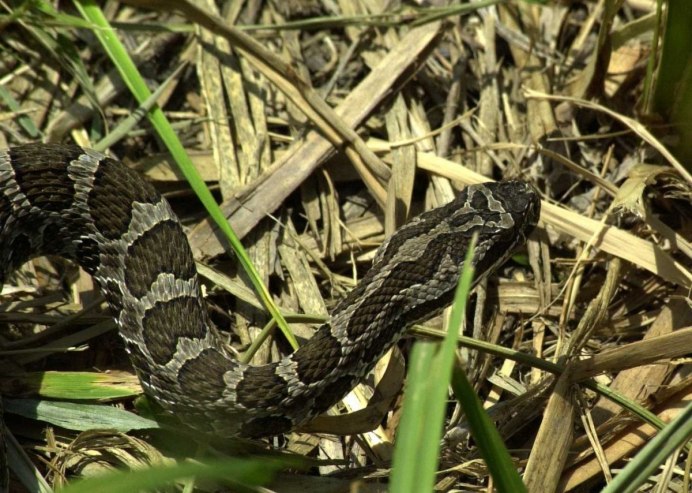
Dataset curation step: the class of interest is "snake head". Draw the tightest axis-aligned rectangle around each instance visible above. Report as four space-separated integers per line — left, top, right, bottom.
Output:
485 180 541 232
372 180 540 271
338 180 541 324
443 180 541 284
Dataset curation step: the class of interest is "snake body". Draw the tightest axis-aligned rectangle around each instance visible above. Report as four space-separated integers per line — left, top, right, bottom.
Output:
0 143 540 438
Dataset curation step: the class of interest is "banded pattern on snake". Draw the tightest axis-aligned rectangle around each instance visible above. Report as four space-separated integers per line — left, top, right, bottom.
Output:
0 143 540 439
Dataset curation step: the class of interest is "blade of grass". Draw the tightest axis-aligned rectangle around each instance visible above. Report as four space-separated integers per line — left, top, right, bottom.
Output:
389 234 477 492
0 86 40 139
389 341 438 491
602 401 692 493
449 364 528 492
391 235 525 493
11 371 139 400
4 398 159 432
443 238 526 493
72 0 296 349
5 423 53 493
391 235 526 492
59 456 299 493
650 0 692 165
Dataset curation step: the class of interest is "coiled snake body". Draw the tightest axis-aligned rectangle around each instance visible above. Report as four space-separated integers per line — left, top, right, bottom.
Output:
0 143 540 438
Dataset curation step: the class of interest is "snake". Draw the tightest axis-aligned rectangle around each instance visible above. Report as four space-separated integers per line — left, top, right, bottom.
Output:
0 143 540 440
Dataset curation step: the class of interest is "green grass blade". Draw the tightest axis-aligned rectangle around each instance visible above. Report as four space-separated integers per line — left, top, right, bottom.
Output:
5 426 54 493
449 365 527 492
59 456 297 493
4 398 158 432
391 236 478 492
0 85 41 138
10 371 139 400
391 235 526 492
72 0 296 349
389 341 438 492
603 401 692 493
442 236 525 493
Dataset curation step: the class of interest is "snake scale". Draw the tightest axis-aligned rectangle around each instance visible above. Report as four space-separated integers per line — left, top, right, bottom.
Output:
0 143 540 439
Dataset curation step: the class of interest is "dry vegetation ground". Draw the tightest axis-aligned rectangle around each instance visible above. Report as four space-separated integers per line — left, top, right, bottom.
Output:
0 0 691 492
